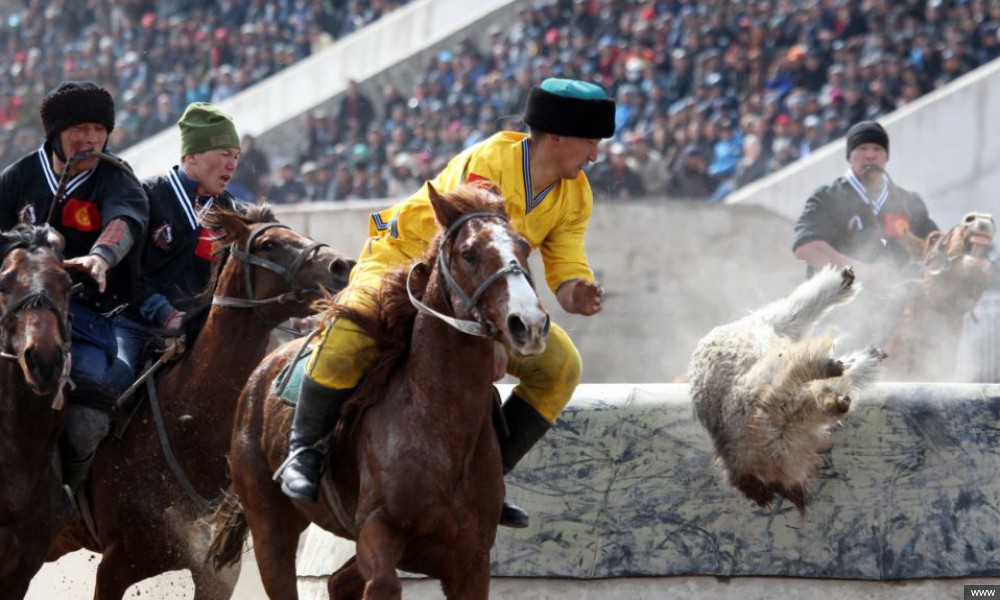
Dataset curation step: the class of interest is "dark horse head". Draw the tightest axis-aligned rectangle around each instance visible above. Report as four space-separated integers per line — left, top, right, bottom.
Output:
0 224 72 399
914 211 995 312
0 225 71 600
886 211 996 380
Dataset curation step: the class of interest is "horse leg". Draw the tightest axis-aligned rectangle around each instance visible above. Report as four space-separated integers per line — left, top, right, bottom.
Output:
0 579 32 600
440 556 491 600
236 470 309 599
355 512 404 600
93 541 165 600
189 560 240 600
327 555 366 600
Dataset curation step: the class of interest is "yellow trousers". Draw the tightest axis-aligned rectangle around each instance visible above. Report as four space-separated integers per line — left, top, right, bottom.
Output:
305 237 581 423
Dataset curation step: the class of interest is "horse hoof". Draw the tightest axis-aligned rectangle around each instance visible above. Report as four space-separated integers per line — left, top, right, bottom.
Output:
499 501 530 529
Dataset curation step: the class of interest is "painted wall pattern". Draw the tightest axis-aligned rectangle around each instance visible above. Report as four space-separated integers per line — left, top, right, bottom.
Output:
301 383 1000 580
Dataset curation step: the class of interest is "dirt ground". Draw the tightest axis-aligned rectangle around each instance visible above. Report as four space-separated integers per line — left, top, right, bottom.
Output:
26 548 268 599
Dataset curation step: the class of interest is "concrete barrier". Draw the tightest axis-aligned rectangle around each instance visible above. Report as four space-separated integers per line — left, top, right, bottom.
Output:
299 382 1000 588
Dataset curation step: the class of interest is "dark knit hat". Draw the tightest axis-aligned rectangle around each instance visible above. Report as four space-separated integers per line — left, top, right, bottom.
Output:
39 81 116 141
845 120 889 158
178 102 240 157
524 78 616 139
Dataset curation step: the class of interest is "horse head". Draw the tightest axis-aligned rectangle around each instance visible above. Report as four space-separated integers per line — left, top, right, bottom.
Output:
0 225 72 399
426 181 550 357
915 211 995 313
204 204 356 322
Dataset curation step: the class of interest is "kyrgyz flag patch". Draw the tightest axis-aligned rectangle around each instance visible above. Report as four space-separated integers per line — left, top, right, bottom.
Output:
61 198 102 232
194 228 217 260
882 212 911 238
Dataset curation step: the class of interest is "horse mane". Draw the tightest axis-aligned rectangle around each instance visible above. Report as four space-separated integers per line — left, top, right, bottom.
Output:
146 203 279 355
323 182 508 429
0 224 63 258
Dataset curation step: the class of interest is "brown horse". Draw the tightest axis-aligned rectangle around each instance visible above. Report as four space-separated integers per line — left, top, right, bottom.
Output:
0 225 73 600
45 205 355 599
883 211 995 381
211 183 550 599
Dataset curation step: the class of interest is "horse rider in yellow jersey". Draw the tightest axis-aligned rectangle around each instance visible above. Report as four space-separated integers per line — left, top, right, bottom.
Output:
279 78 616 528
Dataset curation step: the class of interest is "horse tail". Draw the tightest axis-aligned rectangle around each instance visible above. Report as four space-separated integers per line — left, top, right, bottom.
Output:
205 486 248 571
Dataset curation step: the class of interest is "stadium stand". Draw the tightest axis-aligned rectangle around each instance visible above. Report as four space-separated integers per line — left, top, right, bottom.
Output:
4 0 1000 202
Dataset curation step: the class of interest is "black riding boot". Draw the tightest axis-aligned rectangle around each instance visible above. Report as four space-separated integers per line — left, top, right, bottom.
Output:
278 377 353 502
496 393 551 528
62 452 96 492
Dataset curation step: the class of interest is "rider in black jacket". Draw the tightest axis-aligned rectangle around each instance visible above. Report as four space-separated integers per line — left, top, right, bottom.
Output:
114 102 245 395
0 81 149 486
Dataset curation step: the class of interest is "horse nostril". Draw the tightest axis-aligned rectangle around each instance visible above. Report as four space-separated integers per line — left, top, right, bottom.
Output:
24 345 63 388
542 314 551 337
328 257 355 286
507 315 527 342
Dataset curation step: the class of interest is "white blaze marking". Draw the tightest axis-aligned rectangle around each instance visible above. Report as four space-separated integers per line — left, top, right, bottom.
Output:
482 222 540 317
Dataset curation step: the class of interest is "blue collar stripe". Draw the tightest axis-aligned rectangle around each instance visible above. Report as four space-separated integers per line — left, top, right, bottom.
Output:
168 167 199 229
36 145 94 199
521 138 556 214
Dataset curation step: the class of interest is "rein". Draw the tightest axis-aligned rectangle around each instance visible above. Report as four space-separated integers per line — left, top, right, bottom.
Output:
406 211 534 337
0 281 79 410
121 223 328 510
212 223 329 335
46 149 142 226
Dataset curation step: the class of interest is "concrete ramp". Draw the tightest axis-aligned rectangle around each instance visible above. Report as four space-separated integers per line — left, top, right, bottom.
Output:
299 382 1000 588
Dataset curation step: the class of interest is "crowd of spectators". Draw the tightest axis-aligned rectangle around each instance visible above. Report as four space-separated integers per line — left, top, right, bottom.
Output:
253 0 1000 204
0 0 409 168
3 1 999 205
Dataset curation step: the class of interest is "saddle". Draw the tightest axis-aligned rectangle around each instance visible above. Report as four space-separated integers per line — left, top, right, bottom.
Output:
274 343 316 407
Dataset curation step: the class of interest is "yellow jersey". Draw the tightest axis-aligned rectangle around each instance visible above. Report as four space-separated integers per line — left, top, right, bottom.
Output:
368 131 595 293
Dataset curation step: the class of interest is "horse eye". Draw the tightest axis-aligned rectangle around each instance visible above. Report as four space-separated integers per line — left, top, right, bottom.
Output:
461 250 476 264
260 240 275 252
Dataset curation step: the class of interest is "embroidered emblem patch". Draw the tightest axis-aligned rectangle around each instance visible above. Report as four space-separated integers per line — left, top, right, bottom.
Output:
152 222 174 250
848 215 863 233
18 204 36 225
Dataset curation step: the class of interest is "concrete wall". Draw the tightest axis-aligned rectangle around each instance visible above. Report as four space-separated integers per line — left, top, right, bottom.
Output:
273 199 805 383
298 383 1000 591
727 59 1000 233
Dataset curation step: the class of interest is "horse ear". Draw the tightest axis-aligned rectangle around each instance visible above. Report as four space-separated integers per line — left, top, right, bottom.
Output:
427 182 461 228
202 207 249 246
45 227 65 253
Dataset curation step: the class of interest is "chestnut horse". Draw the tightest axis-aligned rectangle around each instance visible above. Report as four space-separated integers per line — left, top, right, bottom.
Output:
884 211 995 381
0 225 73 600
45 205 355 599
210 183 550 599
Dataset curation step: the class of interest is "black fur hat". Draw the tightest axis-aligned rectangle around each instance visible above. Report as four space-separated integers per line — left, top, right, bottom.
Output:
523 78 616 139
39 81 116 141
845 120 888 158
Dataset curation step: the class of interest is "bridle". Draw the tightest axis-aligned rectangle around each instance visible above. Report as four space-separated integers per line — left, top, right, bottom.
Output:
211 222 329 333
0 255 76 408
407 211 535 337
46 148 143 226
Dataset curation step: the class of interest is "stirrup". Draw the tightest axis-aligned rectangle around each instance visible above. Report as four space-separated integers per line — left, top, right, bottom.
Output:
272 444 321 481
